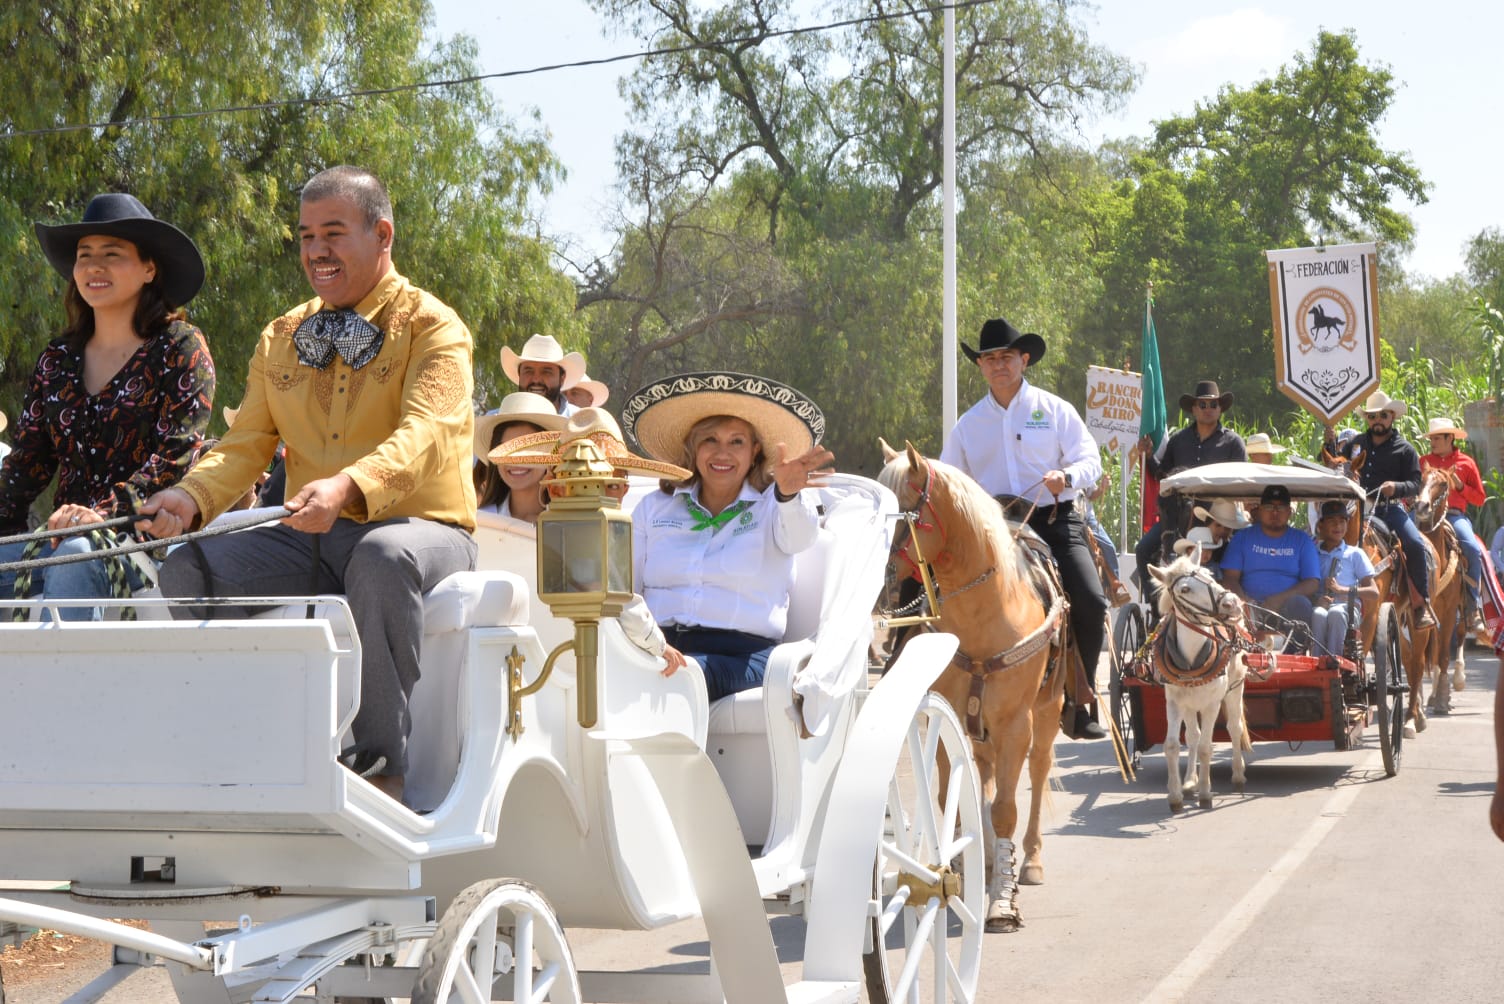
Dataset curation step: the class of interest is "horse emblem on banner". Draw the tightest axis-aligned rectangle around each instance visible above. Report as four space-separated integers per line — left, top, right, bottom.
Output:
1266 243 1381 424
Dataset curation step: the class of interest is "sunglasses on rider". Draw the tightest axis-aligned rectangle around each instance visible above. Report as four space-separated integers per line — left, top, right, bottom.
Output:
1194 400 1221 410
1364 410 1393 421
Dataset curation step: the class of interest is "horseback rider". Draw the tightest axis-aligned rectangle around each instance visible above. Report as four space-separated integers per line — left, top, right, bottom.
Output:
1419 416 1487 638
941 317 1108 740
1134 379 1247 606
1322 390 1436 629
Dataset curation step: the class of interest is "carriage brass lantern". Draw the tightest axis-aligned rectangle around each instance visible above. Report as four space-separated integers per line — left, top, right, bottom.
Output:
533 434 634 731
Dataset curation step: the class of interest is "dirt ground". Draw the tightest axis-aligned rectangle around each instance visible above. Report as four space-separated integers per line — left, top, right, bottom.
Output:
0 922 145 997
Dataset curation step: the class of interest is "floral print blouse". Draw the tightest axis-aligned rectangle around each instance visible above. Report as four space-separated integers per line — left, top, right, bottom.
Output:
0 320 216 533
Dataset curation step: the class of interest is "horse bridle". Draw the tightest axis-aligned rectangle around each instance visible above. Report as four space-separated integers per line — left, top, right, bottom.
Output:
881 461 944 629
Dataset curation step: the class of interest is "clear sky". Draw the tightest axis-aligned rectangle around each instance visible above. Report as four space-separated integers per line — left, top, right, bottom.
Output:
430 1 1499 282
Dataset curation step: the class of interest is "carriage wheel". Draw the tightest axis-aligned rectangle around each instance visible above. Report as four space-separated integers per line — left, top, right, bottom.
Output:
411 879 580 1004
863 692 985 1004
1373 603 1406 777
1110 604 1147 768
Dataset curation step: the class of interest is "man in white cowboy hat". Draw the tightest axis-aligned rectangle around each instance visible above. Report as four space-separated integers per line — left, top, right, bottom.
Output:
1420 416 1487 636
1134 379 1246 612
140 166 479 804
500 333 586 415
1323 389 1435 628
562 372 610 411
1172 526 1226 578
942 317 1109 739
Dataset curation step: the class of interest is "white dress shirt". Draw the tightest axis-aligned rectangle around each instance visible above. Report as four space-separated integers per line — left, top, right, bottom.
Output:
940 378 1102 505
633 480 820 640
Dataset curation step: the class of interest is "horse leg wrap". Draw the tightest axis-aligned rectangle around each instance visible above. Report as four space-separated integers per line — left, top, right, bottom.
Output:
986 837 1021 930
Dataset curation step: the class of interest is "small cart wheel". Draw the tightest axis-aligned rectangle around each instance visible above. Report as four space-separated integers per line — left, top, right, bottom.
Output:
863 692 985 1003
411 879 580 1004
1374 603 1405 777
1110 603 1148 768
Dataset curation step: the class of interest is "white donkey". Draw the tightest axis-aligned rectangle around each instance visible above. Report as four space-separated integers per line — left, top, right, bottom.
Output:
1148 552 1252 811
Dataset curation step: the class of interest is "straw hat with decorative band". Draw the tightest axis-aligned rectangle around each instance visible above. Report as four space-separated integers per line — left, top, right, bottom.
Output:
1425 416 1467 439
35 193 205 308
564 373 610 407
473 391 567 464
500 333 586 388
1244 432 1286 456
621 371 825 470
1193 499 1251 530
1361 389 1407 419
489 407 692 482
1178 379 1233 413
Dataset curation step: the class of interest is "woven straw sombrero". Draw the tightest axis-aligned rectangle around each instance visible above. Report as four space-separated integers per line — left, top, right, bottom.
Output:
490 407 692 481
473 391 568 464
620 372 825 470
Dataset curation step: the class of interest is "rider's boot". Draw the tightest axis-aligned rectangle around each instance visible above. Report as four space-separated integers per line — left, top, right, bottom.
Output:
1073 702 1107 741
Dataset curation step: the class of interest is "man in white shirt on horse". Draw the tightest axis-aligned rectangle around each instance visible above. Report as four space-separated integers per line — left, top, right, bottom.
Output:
941 318 1108 740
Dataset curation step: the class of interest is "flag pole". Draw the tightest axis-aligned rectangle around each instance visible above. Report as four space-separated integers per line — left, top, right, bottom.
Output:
941 2 957 448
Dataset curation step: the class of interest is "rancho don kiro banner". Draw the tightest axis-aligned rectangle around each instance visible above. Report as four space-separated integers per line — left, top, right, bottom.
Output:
1266 242 1381 424
1084 365 1141 454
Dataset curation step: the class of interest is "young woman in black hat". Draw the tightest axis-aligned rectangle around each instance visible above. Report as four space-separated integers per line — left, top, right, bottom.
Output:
0 193 215 619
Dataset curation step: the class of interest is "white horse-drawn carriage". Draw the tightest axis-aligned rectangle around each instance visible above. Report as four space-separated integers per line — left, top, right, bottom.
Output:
0 465 986 1003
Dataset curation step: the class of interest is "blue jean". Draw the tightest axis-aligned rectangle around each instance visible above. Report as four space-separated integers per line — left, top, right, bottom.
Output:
1312 600 1360 657
0 533 147 621
661 625 776 703
1444 511 1484 606
1376 503 1429 600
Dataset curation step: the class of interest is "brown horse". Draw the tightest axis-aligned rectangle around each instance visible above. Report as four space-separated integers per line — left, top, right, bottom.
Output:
1413 467 1467 712
878 442 1068 933
1359 504 1440 734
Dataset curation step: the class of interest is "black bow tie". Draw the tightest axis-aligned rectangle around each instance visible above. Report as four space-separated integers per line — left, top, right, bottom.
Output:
293 308 384 370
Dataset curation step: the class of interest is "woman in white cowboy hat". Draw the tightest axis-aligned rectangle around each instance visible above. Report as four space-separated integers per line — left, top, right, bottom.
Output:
618 372 835 702
0 193 215 620
472 392 568 523
1419 416 1487 635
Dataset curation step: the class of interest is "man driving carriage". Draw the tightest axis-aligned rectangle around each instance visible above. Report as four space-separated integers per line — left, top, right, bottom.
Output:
1134 380 1247 606
1322 391 1436 629
941 317 1108 740
1220 484 1320 640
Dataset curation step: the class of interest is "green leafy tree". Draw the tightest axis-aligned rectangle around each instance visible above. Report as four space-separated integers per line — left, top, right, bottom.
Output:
0 1 575 423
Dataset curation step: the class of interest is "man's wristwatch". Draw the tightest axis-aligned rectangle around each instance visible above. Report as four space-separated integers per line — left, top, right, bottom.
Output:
1063 472 1074 489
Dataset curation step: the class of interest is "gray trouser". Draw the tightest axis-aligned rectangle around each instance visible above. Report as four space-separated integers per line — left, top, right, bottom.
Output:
159 517 477 776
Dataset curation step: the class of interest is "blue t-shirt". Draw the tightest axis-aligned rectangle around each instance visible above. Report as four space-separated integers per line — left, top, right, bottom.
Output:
1222 525 1321 602
1317 540 1376 593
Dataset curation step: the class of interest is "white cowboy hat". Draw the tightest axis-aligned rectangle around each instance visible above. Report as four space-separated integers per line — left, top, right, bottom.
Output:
1193 498 1251 531
621 371 825 470
473 391 568 463
500 333 586 389
1360 389 1407 419
1424 416 1467 440
489 407 692 482
1244 432 1286 457
1173 526 1223 556
563 373 610 407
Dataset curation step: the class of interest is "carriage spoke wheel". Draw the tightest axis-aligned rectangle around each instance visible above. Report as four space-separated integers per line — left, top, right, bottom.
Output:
1110 604 1147 769
864 693 985 1004
1373 603 1406 777
411 879 580 1004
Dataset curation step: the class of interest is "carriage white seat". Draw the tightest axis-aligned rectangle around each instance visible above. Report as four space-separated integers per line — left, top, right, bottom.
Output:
0 471 983 1003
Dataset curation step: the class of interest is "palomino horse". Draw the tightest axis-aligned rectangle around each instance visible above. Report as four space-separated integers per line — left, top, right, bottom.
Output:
1358 505 1440 734
1147 553 1251 812
1412 467 1467 712
878 443 1067 933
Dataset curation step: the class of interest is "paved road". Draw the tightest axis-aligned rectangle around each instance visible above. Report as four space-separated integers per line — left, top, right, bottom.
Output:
6 645 1502 1003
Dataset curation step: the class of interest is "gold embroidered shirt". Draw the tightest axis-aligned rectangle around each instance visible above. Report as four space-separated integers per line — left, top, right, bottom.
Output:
180 269 477 529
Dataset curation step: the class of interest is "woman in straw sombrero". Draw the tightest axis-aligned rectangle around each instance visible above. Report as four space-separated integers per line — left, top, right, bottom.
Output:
0 193 215 619
618 372 835 702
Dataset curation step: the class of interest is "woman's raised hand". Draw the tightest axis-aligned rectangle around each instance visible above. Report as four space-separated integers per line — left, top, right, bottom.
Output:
772 443 836 498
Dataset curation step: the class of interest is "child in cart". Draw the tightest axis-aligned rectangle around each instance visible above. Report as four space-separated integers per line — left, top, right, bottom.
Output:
1312 500 1378 660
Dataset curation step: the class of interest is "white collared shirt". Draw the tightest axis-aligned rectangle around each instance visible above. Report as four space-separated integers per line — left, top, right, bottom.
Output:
941 378 1102 505
633 481 820 640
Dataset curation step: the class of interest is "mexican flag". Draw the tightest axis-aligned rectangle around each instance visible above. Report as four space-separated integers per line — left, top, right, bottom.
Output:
1138 293 1167 532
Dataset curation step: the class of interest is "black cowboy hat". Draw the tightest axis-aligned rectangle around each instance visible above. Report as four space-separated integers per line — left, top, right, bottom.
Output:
1178 379 1234 414
960 317 1046 367
34 193 205 307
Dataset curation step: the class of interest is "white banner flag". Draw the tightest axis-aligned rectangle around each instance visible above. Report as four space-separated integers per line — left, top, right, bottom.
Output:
1084 365 1141 453
1266 242 1381 423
